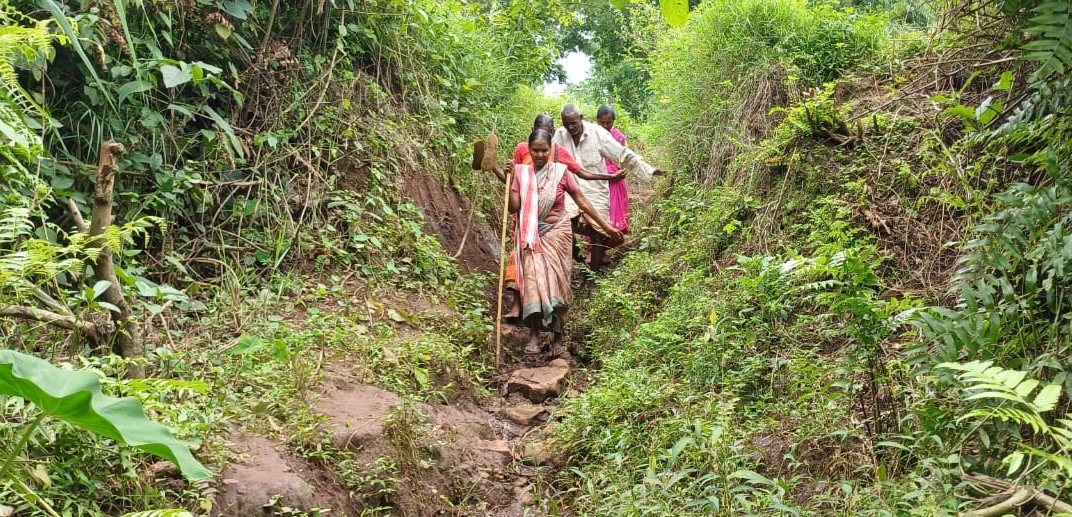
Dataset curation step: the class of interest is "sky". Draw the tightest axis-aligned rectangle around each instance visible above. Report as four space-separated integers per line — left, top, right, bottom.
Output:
542 51 593 96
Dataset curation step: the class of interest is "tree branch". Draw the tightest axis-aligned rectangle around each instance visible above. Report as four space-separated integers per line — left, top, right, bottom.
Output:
67 197 87 233
29 286 72 316
0 305 103 341
260 0 280 50
964 477 1072 517
964 487 1033 517
1034 490 1072 515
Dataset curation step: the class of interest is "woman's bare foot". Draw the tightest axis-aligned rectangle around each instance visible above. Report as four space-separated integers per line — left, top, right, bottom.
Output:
525 317 542 354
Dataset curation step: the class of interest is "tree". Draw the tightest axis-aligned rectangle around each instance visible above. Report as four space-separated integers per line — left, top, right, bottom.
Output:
558 0 669 117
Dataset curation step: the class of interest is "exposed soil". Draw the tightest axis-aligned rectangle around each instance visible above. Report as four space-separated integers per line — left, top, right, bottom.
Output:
215 434 357 515
213 162 663 516
214 324 575 516
400 170 498 275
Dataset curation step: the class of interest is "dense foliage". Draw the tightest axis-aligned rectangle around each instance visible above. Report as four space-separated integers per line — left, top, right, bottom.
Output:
0 0 550 513
3 0 1072 515
544 0 1072 516
556 0 668 117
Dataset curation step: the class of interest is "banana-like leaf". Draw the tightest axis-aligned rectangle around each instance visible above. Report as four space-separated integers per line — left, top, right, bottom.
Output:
0 350 212 480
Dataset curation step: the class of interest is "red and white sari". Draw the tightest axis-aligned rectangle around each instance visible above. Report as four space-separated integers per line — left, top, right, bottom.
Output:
512 161 577 332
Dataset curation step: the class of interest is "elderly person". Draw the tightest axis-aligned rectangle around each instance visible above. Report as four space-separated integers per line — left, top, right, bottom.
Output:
511 114 618 181
553 104 661 278
492 115 620 324
500 128 623 356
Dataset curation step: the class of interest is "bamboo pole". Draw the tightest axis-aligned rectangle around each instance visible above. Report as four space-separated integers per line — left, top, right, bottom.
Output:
494 166 513 367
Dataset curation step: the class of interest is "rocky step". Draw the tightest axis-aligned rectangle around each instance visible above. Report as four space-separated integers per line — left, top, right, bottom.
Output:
503 359 570 403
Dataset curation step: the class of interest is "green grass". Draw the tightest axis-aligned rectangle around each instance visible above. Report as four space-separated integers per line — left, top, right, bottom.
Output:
0 258 492 516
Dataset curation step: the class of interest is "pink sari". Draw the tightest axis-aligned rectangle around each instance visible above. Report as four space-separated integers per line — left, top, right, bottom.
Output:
606 127 629 232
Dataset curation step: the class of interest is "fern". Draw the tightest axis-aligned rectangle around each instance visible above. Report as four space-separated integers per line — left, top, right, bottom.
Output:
910 178 1072 365
0 206 32 245
1022 0 1072 81
940 361 1072 477
0 17 57 202
120 510 196 517
0 184 165 310
0 24 55 115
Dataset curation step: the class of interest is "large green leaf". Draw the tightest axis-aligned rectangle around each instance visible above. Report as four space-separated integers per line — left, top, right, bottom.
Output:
658 0 688 27
0 350 212 480
160 64 193 88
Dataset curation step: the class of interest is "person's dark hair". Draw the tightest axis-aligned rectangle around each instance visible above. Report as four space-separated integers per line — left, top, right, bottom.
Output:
528 128 553 147
596 104 615 119
533 114 554 130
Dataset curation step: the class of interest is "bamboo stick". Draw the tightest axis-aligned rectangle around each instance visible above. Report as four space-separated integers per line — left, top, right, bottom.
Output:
495 166 513 367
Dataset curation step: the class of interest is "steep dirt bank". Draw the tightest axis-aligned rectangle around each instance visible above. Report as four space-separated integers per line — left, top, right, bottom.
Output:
400 171 498 275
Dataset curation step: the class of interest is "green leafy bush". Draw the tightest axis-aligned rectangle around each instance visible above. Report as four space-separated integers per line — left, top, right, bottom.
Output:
647 0 896 183
908 180 1072 369
0 351 213 516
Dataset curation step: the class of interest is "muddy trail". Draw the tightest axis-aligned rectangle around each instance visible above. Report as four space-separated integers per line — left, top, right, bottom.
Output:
214 322 586 516
210 172 626 516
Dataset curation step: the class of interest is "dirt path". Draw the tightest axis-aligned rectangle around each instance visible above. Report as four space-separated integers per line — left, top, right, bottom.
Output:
212 169 640 516
214 321 583 516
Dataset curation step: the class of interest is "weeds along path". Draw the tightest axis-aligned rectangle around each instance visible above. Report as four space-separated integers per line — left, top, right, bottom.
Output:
209 132 643 515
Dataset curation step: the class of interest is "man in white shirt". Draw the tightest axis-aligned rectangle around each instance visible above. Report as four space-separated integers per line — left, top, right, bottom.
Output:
553 103 661 279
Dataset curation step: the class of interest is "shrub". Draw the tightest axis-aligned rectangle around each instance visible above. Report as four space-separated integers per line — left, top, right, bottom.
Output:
647 0 895 184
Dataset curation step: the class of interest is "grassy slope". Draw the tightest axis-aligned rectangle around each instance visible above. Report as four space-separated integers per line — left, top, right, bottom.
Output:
543 34 1026 517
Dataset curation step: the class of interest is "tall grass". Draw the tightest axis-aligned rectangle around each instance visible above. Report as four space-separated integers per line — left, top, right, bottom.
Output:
647 0 893 184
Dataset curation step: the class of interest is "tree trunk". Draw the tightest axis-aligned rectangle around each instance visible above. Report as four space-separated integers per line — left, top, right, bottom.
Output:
89 140 145 378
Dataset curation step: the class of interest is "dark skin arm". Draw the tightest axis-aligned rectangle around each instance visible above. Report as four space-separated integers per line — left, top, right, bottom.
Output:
499 161 615 182
490 162 510 184
573 168 619 181
500 166 619 246
509 183 520 213
490 161 522 212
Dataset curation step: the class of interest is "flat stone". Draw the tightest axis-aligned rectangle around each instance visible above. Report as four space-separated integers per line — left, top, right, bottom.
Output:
519 442 562 467
500 405 548 426
474 439 513 467
505 360 570 403
316 384 401 451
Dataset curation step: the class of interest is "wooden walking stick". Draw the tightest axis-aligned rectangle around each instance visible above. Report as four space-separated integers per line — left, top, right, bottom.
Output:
475 133 508 366
494 164 512 367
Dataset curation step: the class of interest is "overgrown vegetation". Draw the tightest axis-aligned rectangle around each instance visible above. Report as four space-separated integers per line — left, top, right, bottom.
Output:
0 0 530 513
546 0 1072 515
3 0 1072 514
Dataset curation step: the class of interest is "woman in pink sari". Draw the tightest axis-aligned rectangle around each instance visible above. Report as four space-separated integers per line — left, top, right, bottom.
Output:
597 105 629 233
501 129 622 356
